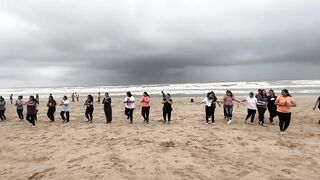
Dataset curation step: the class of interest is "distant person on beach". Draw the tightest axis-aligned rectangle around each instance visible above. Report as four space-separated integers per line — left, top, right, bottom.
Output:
267 89 277 125
71 93 75 102
47 95 57 122
96 92 101 103
124 91 135 124
36 93 39 102
241 92 258 124
75 92 79 102
26 96 37 127
84 95 94 123
312 96 320 124
0 96 6 121
162 92 173 124
102 92 112 123
15 95 24 121
275 89 296 134
60 96 70 123
222 90 241 125
10 94 13 104
256 89 268 127
141 92 150 123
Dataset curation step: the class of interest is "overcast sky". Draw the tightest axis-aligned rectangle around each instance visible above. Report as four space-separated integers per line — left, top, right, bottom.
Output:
0 0 319 88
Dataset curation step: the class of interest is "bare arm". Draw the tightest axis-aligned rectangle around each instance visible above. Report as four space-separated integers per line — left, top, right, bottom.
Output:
313 99 319 110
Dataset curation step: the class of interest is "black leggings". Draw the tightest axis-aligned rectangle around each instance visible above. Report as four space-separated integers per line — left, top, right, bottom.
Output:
257 107 267 124
47 107 56 122
268 107 277 123
125 108 134 122
141 107 150 122
245 109 256 122
60 111 70 122
85 107 94 122
17 109 24 120
163 110 172 122
205 106 215 123
104 107 112 123
278 112 291 132
26 114 36 126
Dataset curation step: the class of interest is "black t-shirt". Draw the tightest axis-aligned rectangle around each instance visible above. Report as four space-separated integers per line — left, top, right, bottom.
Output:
267 95 277 107
103 97 112 108
163 99 173 111
85 100 94 109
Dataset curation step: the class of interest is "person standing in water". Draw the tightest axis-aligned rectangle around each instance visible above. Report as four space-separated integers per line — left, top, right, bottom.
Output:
60 96 70 123
124 91 135 124
242 92 258 124
47 95 57 122
256 89 268 127
162 92 173 124
102 92 112 123
84 95 94 123
312 96 320 124
222 90 241 125
0 96 6 121
26 96 37 127
267 89 277 125
15 95 24 121
275 89 296 134
141 92 151 123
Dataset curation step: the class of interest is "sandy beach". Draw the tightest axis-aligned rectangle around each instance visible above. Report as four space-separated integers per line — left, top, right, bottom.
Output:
0 95 319 180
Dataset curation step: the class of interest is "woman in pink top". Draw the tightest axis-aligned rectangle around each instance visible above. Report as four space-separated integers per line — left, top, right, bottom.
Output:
141 92 150 123
275 89 296 134
223 90 241 124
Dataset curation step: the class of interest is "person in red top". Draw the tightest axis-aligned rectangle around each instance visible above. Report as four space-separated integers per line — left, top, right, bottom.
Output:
141 92 150 123
223 90 241 125
275 89 296 134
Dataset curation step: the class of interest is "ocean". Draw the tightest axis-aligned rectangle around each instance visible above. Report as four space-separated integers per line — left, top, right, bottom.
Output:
0 80 319 99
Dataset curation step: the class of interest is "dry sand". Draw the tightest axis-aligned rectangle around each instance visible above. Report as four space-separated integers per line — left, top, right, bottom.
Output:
0 96 319 180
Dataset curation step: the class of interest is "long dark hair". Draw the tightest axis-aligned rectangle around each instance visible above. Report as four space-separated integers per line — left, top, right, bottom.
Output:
282 89 291 97
88 95 94 102
211 91 217 101
143 92 149 97
226 90 233 97
261 89 267 98
127 91 132 97
269 89 275 96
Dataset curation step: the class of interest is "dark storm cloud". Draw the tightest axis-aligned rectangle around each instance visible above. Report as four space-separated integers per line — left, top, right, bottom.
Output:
0 0 320 87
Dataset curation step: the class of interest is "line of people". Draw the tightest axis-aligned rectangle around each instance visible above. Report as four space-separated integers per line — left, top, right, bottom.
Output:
1 89 318 135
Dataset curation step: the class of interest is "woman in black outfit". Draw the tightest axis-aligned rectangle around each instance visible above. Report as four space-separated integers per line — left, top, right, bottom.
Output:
267 89 277 125
47 95 57 122
84 95 94 123
162 92 173 124
102 92 112 123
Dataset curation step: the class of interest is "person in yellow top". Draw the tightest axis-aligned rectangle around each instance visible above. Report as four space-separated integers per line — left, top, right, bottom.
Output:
275 89 296 135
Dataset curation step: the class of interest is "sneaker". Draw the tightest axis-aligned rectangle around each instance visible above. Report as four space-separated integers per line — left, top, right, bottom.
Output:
227 120 232 125
283 131 287 134
261 124 266 127
206 123 209 125
280 131 284 135
212 123 215 125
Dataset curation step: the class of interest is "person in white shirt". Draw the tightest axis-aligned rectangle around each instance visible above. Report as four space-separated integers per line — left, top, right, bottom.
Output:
60 96 70 123
242 92 258 124
201 91 220 125
124 91 135 124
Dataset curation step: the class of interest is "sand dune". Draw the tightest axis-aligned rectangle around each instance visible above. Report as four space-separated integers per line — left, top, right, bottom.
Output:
0 96 319 179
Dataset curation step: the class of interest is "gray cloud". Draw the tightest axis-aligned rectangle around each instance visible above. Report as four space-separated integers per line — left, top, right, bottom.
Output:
1 0 320 87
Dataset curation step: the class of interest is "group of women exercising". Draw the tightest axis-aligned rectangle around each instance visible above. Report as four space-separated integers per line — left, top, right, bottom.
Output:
1 89 319 135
